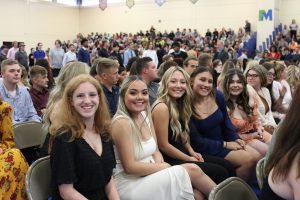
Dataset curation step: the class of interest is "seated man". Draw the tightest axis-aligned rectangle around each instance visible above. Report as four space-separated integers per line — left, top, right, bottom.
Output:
96 58 120 116
29 65 50 117
0 59 40 124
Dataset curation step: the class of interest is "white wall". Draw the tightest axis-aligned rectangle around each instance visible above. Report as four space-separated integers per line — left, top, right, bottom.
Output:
0 0 79 51
79 0 257 36
280 0 300 27
1 0 300 51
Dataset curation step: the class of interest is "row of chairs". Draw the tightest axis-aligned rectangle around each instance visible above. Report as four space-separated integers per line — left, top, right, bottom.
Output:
26 156 261 200
13 121 267 200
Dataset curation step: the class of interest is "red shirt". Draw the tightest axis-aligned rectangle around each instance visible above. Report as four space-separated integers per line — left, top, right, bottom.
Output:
29 87 50 117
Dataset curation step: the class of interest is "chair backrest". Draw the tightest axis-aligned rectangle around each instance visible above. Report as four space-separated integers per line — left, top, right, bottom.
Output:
13 121 47 149
256 157 266 189
25 156 52 200
209 177 258 200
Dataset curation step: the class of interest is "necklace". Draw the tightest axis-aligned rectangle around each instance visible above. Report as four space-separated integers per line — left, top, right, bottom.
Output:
195 98 210 115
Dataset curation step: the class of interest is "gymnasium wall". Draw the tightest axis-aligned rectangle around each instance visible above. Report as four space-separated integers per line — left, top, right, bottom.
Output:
0 0 79 51
0 0 299 50
79 0 258 36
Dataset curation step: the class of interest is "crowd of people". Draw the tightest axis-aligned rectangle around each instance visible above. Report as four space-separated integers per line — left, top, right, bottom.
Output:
0 20 300 200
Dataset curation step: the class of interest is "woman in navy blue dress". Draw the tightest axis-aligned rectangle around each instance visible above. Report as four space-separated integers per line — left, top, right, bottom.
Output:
189 67 262 182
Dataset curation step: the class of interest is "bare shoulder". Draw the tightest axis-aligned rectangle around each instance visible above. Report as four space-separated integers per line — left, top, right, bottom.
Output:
111 117 132 138
152 101 169 113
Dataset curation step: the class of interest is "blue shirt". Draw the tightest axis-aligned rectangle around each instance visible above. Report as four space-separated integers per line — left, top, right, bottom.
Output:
123 48 136 67
101 84 119 116
0 83 41 124
34 50 46 59
189 90 240 158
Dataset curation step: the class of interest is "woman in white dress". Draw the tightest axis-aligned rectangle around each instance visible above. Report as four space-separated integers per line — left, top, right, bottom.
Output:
111 76 216 200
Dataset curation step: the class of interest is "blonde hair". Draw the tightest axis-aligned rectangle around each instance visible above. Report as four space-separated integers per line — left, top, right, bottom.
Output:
49 74 111 141
112 76 152 158
44 62 90 129
287 65 300 92
157 67 192 143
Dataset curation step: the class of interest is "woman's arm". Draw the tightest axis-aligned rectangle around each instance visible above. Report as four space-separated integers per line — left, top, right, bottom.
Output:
152 103 193 161
105 177 120 200
58 184 88 200
111 118 170 177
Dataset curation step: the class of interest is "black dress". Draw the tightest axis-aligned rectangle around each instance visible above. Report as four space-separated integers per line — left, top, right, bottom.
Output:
259 177 286 200
50 132 116 200
158 115 235 184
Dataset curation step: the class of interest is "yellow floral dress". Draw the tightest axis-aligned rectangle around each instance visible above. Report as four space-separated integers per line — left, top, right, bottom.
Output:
0 100 29 200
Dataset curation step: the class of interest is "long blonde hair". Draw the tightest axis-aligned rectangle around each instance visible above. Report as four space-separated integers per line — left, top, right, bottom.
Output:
44 62 90 128
286 65 300 93
112 76 153 158
49 74 111 141
157 67 192 143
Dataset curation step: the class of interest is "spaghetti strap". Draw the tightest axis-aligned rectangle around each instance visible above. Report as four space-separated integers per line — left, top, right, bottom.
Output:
151 101 164 112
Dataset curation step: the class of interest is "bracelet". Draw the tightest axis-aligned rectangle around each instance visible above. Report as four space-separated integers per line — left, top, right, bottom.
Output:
224 141 227 148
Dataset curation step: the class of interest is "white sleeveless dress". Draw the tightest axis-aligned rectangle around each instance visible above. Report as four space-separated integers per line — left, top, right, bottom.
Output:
113 136 195 200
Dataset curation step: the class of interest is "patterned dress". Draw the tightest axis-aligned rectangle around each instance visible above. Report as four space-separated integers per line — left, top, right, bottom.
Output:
0 100 29 200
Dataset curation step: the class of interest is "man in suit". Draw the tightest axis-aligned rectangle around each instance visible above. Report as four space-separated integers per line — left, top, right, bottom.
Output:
214 40 229 64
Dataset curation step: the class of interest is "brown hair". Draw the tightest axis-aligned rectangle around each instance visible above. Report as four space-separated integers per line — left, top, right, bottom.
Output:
198 53 212 67
30 65 47 78
266 85 300 182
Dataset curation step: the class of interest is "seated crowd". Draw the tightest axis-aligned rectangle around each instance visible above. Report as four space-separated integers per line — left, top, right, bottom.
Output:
0 23 300 200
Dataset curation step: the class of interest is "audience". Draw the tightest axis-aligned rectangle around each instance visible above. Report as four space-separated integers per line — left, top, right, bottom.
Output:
152 66 234 184
0 59 40 124
50 74 119 199
1 23 299 199
111 75 215 200
0 98 29 199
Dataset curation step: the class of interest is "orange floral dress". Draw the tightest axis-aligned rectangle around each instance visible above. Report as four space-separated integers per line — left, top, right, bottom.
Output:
229 96 264 142
0 100 29 200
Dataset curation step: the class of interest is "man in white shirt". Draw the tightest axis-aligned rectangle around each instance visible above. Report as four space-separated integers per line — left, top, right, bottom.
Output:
62 43 77 66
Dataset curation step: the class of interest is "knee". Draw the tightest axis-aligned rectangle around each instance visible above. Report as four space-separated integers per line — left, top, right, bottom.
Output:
183 163 204 175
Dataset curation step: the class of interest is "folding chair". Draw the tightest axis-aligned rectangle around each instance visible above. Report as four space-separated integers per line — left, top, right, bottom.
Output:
25 156 52 200
209 177 258 200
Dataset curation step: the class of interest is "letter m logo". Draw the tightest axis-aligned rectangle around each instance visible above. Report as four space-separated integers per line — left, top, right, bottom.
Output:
259 9 273 21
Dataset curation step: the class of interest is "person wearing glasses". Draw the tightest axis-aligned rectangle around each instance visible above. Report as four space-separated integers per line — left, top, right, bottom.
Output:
245 62 277 134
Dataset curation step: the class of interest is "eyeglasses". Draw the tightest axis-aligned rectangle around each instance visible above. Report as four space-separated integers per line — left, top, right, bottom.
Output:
247 73 259 78
267 72 275 77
